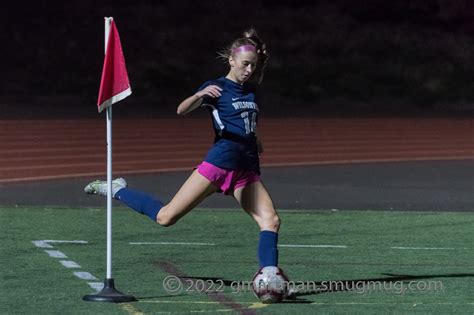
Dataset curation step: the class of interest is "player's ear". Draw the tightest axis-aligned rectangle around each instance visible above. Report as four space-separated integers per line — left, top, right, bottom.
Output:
229 56 235 67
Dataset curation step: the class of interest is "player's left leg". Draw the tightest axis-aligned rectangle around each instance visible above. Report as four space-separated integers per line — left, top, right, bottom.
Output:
233 180 280 267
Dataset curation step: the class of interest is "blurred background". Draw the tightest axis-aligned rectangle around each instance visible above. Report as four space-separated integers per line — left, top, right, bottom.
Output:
1 0 474 118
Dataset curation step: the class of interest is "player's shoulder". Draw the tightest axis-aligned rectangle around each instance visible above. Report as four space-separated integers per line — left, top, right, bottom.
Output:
198 77 226 91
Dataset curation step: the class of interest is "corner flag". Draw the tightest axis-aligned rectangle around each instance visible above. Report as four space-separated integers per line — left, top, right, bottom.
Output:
83 17 136 303
97 19 131 113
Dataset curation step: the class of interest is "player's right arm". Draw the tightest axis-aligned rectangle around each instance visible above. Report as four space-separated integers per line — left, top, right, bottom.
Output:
177 85 222 115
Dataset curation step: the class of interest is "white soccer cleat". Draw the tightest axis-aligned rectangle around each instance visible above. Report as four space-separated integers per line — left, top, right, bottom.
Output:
284 286 298 300
84 178 127 197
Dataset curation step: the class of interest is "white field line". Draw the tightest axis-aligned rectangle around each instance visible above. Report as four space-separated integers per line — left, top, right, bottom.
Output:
88 282 104 292
391 246 459 250
74 271 98 281
129 242 345 248
32 240 100 291
60 260 81 268
128 242 468 251
44 250 68 258
129 242 216 246
279 244 347 248
32 240 53 248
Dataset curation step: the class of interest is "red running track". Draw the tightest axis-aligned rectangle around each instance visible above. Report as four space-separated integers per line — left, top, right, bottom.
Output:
0 117 472 183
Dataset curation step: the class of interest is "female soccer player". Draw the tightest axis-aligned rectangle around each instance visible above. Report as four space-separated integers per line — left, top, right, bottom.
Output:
85 29 280 270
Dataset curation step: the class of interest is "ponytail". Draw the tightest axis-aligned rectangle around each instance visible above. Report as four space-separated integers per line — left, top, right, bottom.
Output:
243 29 268 85
218 28 269 85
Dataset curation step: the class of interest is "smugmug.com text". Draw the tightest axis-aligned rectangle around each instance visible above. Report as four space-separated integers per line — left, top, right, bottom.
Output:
162 275 444 295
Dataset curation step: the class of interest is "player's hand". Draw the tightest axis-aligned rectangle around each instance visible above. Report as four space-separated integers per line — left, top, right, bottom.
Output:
195 85 222 99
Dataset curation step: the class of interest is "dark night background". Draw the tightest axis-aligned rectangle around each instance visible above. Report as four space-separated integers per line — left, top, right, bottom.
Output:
2 0 474 118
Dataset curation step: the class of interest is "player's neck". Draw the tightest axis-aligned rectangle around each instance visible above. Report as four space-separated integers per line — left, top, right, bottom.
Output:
225 73 244 85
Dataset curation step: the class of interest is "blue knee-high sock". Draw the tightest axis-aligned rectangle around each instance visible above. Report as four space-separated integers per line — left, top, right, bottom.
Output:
114 188 163 221
258 230 279 267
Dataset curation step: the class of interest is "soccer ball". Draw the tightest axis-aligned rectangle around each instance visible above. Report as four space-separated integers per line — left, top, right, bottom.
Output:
252 266 289 303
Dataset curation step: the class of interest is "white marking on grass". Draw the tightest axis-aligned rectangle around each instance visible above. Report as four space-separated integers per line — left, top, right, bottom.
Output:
74 271 97 281
88 282 104 292
32 239 101 292
128 242 461 251
45 250 68 258
391 246 457 250
129 242 216 246
32 240 53 248
59 260 81 268
279 244 347 248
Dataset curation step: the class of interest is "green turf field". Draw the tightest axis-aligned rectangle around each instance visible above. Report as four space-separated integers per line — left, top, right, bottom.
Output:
2 206 474 314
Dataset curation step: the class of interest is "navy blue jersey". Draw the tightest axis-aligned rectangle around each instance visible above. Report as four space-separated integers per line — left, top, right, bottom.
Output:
197 77 260 173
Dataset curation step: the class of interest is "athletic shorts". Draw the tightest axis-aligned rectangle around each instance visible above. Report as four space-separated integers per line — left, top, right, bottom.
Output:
197 161 261 195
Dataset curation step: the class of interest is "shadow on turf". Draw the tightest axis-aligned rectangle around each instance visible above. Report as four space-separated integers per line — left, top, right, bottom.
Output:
288 273 474 299
136 276 312 303
181 277 316 303
137 273 474 303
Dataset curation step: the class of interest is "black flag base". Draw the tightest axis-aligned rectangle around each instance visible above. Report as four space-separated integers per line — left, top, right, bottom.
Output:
83 278 137 303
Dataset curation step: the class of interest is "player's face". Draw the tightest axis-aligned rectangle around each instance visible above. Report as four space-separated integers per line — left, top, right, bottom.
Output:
229 51 258 84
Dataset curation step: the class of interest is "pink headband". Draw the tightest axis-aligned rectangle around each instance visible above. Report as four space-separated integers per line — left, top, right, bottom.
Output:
232 44 257 55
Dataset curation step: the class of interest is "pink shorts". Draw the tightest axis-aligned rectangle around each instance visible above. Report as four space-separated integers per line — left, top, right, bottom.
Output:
197 161 261 195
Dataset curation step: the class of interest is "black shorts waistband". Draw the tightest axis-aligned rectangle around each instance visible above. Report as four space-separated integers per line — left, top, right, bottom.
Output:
214 131 256 145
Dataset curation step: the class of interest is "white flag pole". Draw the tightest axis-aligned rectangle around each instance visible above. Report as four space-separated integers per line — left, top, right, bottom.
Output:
104 16 113 281
83 17 136 303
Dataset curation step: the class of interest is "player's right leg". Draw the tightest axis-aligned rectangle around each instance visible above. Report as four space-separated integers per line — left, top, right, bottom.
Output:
84 170 218 227
84 177 163 221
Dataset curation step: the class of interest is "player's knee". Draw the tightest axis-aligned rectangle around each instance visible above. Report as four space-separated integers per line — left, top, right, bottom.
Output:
271 214 281 230
157 216 177 227
156 212 177 227
259 212 280 231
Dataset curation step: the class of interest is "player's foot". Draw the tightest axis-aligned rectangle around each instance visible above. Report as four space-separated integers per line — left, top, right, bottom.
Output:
285 286 298 300
279 268 297 299
84 178 127 197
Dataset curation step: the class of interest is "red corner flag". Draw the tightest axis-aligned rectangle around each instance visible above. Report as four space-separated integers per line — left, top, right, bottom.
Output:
97 19 131 113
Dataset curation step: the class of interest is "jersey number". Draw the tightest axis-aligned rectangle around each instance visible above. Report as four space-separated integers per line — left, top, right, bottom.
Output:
241 111 257 134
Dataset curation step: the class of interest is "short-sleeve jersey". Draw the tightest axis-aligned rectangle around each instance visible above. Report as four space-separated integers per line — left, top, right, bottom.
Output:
197 77 260 173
